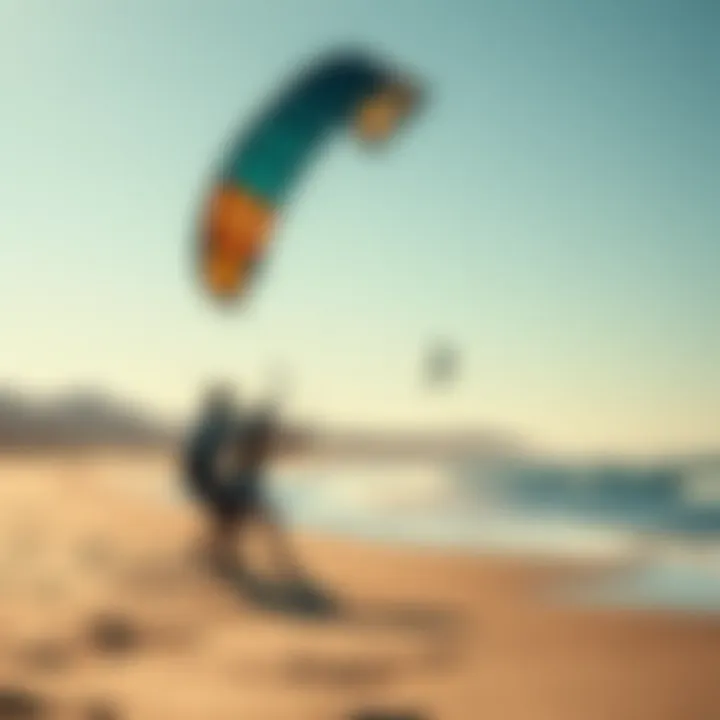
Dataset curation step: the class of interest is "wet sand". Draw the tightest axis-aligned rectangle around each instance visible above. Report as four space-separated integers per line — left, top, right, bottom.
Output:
0 453 718 719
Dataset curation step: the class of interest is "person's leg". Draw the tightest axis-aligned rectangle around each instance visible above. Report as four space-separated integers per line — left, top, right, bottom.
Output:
257 503 336 613
186 466 227 566
206 509 240 574
257 503 304 582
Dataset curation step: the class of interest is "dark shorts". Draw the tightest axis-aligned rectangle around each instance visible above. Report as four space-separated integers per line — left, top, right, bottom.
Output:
210 482 261 524
186 462 262 524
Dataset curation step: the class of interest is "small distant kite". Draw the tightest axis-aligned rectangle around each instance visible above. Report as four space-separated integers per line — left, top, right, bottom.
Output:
195 50 425 304
425 342 458 387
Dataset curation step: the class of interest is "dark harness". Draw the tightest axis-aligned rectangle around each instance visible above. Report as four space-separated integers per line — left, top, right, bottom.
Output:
184 417 262 522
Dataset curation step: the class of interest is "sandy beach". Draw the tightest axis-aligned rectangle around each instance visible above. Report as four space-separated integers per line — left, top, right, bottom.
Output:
0 453 718 720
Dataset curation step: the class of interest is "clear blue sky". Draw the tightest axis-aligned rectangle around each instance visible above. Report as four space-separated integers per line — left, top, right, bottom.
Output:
1 0 719 454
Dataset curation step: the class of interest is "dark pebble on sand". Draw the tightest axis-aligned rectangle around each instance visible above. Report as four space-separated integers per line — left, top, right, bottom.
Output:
0 687 47 719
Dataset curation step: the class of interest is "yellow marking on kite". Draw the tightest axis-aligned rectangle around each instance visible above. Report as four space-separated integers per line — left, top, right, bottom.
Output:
354 80 420 143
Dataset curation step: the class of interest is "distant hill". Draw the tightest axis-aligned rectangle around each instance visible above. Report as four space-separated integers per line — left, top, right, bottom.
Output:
0 386 524 459
0 388 175 449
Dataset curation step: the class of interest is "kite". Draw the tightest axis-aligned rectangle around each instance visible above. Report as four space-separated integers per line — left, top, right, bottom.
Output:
196 50 424 303
425 341 458 387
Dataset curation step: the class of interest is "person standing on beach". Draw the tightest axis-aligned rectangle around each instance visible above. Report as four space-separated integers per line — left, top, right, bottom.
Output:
184 384 242 569
184 386 303 582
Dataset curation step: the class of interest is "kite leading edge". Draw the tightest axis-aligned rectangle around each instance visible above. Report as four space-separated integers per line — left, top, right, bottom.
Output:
197 51 424 304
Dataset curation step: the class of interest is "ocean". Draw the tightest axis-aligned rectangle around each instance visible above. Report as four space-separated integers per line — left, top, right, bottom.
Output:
268 458 720 613
115 456 720 613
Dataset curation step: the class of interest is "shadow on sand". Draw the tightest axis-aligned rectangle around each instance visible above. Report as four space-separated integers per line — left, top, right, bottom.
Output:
220 563 463 631
216 564 468 688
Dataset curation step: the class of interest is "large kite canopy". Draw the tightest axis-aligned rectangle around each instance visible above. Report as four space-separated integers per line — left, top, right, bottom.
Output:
196 50 424 304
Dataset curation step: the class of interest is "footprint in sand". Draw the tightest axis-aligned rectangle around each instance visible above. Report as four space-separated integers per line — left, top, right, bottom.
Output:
17 639 73 674
86 613 141 656
0 686 48 720
84 700 121 720
350 711 429 720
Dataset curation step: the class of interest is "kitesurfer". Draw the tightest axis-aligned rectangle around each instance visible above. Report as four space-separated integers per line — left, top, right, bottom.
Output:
184 386 303 583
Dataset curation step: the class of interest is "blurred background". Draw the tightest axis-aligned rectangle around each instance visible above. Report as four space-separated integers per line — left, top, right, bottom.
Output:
1 1 719 718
